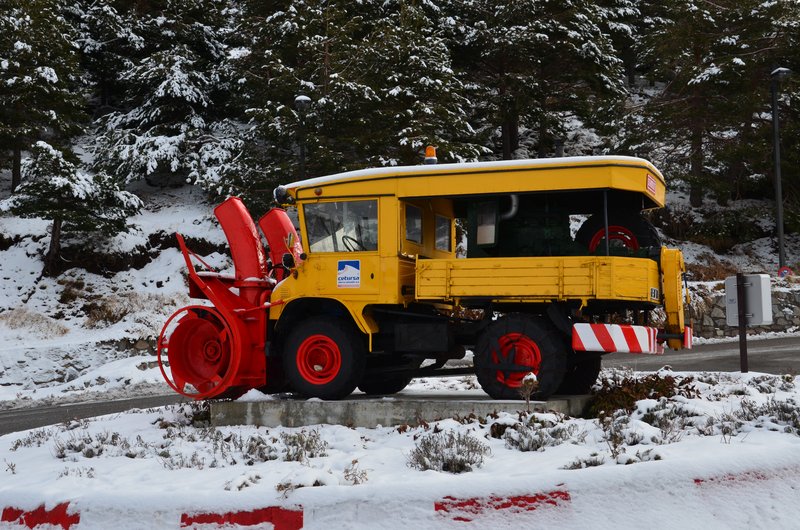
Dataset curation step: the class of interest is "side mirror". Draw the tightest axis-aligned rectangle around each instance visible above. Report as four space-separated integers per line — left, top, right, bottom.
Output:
282 252 296 269
273 186 293 205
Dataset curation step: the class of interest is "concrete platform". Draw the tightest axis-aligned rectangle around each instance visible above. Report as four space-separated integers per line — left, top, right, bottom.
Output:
210 392 591 429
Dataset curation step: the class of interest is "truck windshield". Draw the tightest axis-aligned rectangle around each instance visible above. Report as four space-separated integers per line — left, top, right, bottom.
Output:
304 200 378 252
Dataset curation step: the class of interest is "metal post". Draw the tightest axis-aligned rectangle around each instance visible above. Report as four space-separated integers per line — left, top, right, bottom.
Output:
736 273 749 373
770 68 791 269
294 95 311 180
298 117 306 180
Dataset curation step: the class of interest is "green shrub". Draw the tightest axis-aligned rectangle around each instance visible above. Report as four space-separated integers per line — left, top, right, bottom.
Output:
586 373 697 419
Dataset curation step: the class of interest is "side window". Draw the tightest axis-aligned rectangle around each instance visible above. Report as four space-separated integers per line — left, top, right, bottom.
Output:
435 215 452 251
405 204 422 244
304 200 378 252
476 200 498 246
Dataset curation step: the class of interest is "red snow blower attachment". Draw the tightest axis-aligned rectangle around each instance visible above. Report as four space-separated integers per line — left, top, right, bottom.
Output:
157 197 301 399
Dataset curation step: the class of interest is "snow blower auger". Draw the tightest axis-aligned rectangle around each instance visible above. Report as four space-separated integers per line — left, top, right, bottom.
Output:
157 197 302 399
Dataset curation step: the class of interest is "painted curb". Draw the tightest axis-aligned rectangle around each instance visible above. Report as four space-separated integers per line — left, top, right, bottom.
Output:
2 467 798 529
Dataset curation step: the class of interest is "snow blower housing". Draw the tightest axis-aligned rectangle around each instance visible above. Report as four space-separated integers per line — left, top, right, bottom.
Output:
158 156 691 401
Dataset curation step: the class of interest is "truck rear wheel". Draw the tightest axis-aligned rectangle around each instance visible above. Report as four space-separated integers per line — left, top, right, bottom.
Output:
474 314 568 400
282 317 365 399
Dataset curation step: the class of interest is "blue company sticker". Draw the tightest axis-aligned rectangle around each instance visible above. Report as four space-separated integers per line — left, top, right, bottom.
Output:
337 260 361 288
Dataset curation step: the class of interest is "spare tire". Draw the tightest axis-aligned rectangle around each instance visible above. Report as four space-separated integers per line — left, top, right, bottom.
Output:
575 213 660 255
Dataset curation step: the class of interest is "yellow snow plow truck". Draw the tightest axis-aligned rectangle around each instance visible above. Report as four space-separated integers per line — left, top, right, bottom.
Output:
160 155 691 401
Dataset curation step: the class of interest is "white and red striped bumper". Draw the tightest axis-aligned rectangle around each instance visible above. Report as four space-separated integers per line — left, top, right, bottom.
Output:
572 323 664 355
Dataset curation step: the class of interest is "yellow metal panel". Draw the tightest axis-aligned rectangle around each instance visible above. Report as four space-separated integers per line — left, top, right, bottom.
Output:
660 248 687 349
415 256 660 303
285 157 666 208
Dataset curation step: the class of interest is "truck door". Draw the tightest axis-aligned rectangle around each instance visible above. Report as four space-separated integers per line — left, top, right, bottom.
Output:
301 199 380 298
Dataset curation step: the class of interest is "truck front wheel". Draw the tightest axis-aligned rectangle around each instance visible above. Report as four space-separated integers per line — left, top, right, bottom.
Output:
283 317 365 400
474 314 568 400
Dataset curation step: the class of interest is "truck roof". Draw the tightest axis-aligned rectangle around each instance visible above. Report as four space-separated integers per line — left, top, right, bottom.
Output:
280 155 667 208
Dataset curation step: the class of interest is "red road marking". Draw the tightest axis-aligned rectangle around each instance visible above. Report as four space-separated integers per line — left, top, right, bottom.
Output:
435 490 571 522
181 506 303 530
1 503 80 529
694 470 770 486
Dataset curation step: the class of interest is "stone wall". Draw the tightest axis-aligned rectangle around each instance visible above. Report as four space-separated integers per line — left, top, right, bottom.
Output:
690 287 800 339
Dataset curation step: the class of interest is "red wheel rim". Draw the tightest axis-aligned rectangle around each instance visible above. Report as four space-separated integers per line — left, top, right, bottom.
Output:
588 225 639 252
296 334 342 385
492 332 541 388
157 305 241 399
167 312 231 393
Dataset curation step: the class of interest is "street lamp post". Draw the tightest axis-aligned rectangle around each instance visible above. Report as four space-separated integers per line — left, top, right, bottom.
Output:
771 67 791 270
294 95 311 180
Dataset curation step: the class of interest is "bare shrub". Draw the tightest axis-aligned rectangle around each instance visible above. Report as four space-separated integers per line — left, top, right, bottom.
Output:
280 429 328 463
343 459 369 485
562 453 605 469
57 466 95 479
733 397 800 433
503 419 580 452
600 411 629 459
11 428 54 451
224 473 261 491
407 430 490 473
518 372 539 413
640 398 687 444
276 478 324 498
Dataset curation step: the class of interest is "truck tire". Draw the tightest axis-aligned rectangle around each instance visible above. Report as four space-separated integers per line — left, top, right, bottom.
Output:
575 213 660 254
474 314 568 400
556 354 602 395
282 317 365 399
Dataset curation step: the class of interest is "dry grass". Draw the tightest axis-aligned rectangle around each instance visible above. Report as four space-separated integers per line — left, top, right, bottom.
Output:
0 307 69 337
685 253 740 281
84 292 181 329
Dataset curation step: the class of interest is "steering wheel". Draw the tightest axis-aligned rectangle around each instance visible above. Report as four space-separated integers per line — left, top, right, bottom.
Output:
341 235 366 251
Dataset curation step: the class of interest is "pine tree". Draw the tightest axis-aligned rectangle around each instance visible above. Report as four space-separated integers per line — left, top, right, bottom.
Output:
218 0 485 213
220 0 381 212
90 0 230 187
444 0 626 159
635 0 798 206
0 142 142 276
0 0 85 192
66 0 146 113
357 1 486 166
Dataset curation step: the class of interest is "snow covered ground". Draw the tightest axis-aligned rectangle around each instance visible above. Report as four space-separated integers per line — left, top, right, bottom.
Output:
2 182 800 528
1 369 800 528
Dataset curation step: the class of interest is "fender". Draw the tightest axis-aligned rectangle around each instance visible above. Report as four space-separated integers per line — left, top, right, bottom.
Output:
660 247 687 350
